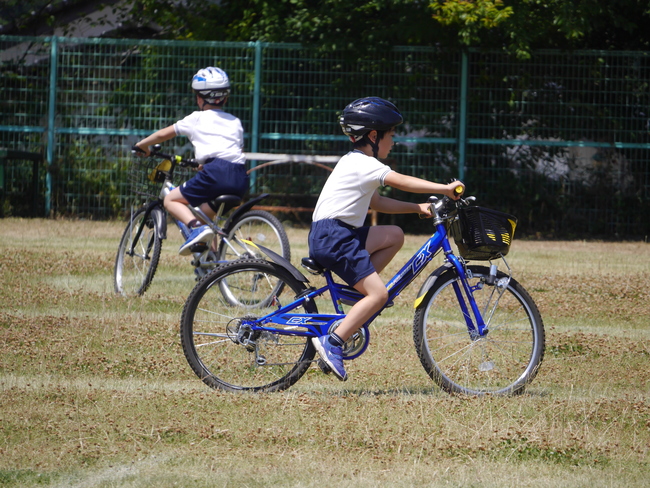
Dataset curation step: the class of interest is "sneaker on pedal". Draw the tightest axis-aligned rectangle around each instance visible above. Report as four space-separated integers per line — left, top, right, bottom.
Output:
311 335 347 381
179 225 214 256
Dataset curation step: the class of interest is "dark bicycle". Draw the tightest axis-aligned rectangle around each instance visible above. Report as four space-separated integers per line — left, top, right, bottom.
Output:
114 145 290 297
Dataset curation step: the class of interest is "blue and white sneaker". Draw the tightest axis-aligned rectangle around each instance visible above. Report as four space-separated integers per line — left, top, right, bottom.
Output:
179 225 214 256
311 335 347 381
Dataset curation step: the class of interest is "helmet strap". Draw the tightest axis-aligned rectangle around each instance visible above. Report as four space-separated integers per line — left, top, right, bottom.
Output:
367 130 384 159
352 130 384 158
196 94 227 110
369 139 379 159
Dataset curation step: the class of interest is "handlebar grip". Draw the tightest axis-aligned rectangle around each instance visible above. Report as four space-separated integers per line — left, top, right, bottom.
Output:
454 185 464 195
182 157 200 168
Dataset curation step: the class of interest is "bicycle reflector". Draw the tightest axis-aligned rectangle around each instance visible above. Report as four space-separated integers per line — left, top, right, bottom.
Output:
148 159 172 183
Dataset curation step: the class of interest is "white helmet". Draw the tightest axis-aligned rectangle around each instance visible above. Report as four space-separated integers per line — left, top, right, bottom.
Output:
191 67 231 104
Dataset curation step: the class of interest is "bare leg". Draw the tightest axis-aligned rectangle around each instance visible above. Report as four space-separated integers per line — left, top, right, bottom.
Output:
365 225 404 272
164 188 216 225
164 187 194 225
331 225 404 341
333 272 388 341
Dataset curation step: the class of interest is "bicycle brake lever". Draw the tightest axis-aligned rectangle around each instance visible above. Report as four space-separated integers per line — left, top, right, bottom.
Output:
462 196 477 205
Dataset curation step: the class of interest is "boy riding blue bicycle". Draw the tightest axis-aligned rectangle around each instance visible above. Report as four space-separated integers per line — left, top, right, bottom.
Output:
309 97 465 381
135 66 249 256
179 97 543 394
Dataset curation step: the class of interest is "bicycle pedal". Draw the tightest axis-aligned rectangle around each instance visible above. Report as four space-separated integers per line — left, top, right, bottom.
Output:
189 242 209 253
317 358 332 375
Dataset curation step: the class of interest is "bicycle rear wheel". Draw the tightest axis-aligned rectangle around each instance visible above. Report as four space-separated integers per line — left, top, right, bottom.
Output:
180 259 317 392
217 210 290 263
114 206 163 296
413 265 545 396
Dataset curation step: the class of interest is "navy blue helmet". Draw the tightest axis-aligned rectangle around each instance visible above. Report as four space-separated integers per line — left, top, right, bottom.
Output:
339 97 403 141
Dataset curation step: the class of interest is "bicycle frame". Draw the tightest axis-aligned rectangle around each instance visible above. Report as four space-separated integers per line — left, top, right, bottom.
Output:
117 145 292 298
242 200 494 358
125 160 270 265
187 192 275 266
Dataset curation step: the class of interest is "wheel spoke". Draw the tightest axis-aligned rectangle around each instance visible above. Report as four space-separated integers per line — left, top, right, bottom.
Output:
114 208 162 297
180 259 316 392
414 266 545 395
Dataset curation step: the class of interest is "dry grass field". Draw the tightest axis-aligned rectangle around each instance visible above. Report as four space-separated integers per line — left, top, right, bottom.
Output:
0 217 648 487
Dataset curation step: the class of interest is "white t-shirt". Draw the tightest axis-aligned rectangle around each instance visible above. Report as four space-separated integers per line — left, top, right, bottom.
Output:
174 109 245 164
312 150 393 228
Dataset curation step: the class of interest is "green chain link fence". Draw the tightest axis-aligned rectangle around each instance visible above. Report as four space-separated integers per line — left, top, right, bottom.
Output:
1 35 648 237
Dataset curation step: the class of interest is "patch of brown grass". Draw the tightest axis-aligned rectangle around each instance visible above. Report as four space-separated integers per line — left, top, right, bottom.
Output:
0 218 648 487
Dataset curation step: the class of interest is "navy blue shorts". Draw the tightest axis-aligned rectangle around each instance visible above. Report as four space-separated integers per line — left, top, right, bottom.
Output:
180 158 249 209
308 219 374 287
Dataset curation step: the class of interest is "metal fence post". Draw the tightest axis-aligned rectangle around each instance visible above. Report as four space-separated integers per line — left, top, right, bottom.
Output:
249 40 263 192
45 35 59 216
457 50 468 182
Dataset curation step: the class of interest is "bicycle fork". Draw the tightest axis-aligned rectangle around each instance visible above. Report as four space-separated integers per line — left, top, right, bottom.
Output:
127 202 166 258
449 256 510 340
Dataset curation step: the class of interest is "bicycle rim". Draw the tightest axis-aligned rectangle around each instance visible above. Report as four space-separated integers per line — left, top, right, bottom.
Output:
414 266 545 395
218 210 290 263
180 259 316 392
114 208 162 296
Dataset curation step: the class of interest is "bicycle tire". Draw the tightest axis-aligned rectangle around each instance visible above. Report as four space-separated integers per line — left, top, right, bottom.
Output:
413 265 545 396
114 206 163 296
180 259 317 392
217 210 291 263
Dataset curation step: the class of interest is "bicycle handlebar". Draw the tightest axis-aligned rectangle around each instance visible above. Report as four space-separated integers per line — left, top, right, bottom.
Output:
131 144 199 169
423 194 476 221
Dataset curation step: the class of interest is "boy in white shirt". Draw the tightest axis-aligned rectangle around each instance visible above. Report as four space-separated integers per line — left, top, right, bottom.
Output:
135 67 248 255
309 97 465 381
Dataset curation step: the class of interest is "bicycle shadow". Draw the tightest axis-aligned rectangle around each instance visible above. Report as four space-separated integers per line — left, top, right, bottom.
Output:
320 385 551 399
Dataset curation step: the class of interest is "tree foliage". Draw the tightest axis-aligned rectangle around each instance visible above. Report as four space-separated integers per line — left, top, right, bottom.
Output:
2 0 650 56
431 0 650 57
170 0 447 51
430 0 513 45
125 0 650 57
0 0 58 34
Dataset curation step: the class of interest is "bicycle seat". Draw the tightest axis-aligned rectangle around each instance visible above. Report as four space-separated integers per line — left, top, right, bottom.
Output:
301 257 325 275
208 194 242 215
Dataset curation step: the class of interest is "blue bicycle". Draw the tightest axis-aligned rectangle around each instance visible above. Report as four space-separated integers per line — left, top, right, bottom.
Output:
180 195 545 395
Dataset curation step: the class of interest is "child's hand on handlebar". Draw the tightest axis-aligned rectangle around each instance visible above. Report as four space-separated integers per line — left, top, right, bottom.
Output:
446 181 465 200
132 144 150 157
417 202 433 219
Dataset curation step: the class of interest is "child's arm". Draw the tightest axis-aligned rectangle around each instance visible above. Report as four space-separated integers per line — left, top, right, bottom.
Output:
384 172 464 198
370 191 421 214
372 172 465 217
134 125 176 156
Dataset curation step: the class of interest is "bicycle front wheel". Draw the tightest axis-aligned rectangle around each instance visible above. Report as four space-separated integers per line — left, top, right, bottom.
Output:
114 206 163 296
218 210 290 263
180 259 317 392
413 265 545 396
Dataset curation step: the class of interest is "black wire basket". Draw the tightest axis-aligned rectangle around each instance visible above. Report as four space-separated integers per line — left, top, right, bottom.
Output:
128 158 165 203
449 206 518 260
127 157 191 204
